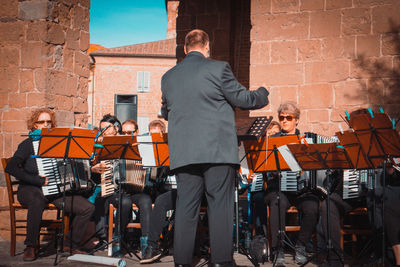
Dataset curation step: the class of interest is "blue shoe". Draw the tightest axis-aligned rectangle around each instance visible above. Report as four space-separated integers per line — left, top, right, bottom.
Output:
140 236 148 256
112 244 123 257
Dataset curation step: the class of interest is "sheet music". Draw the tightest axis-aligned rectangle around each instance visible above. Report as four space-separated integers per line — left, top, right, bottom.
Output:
137 135 156 167
238 142 250 177
277 145 302 172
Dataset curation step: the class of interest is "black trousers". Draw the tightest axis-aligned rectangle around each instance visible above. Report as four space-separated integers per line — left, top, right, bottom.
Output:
173 164 235 265
264 191 319 248
149 189 177 244
18 185 94 248
384 186 400 246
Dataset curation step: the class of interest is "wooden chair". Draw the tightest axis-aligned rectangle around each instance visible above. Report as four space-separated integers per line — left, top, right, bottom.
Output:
1 158 68 256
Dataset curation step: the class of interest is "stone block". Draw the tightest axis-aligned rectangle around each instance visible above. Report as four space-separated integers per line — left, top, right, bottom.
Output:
63 48 74 73
331 108 347 123
250 41 270 65
74 52 90 78
72 5 89 31
0 0 18 19
334 80 368 107
55 110 74 126
3 109 28 121
52 2 72 28
73 97 88 113
66 74 78 97
8 93 27 109
307 109 329 123
372 4 400 34
384 79 400 104
20 70 34 93
0 47 19 67
0 93 9 108
3 134 13 158
299 84 333 109
66 28 80 50
27 92 46 107
322 37 355 59
45 94 73 111
46 23 65 45
311 123 336 136
297 40 322 62
354 0 397 7
21 42 43 68
271 0 299 13
74 113 88 128
367 78 385 105
271 41 296 63
256 13 309 41
78 77 88 98
326 0 352 10
47 70 67 95
310 10 341 38
34 69 47 92
382 34 399 56
27 20 48 41
18 0 49 20
0 21 24 44
250 63 303 86
342 8 371 36
305 60 349 83
0 67 18 93
357 35 380 57
79 31 90 52
350 57 393 78
300 0 324 11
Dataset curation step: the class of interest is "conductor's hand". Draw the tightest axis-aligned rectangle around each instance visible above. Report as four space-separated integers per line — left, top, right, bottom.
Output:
91 162 106 174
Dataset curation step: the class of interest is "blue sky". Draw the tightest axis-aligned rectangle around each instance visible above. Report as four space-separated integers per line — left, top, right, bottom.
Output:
89 0 167 48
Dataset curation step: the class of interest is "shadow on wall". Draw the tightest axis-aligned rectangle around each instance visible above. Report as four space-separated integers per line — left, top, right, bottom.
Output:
352 20 400 123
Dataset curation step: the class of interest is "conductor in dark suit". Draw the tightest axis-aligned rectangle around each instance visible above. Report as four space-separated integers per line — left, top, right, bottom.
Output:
161 29 270 267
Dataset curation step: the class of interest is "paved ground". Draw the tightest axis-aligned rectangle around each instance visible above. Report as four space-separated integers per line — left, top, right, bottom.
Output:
0 240 320 267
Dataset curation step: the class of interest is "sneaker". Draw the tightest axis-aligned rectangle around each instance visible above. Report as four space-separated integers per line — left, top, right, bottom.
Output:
275 249 285 267
140 236 148 256
295 244 307 265
140 244 162 264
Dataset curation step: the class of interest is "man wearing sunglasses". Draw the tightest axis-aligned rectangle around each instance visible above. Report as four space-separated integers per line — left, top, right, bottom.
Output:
264 102 320 266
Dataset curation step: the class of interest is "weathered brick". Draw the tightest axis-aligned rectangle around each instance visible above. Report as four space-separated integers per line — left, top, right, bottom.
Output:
20 70 34 93
382 34 399 56
350 57 393 78
72 5 89 31
78 77 88 98
367 78 385 105
354 0 397 7
331 108 348 123
73 97 87 113
300 0 324 11
63 48 74 72
3 109 29 121
66 74 78 97
256 13 309 41
305 61 349 83
307 109 329 123
357 35 380 57
27 92 46 107
74 113 88 128
0 67 18 93
0 0 18 19
297 40 322 62
271 41 296 63
250 64 303 86
47 70 67 95
65 28 79 50
334 80 368 107
74 52 90 78
52 2 72 28
4 134 14 157
372 4 400 34
250 41 270 65
326 0 352 10
27 20 48 41
0 21 24 44
55 110 74 126
0 93 9 108
322 37 355 59
271 0 299 13
18 0 49 20
0 47 19 67
299 84 333 109
342 8 371 36
21 42 43 68
310 10 341 38
310 123 336 136
79 31 90 52
46 94 73 111
8 93 27 109
46 23 65 45
34 69 47 92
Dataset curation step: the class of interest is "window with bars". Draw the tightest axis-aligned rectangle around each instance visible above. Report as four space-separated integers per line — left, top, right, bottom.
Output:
137 71 150 92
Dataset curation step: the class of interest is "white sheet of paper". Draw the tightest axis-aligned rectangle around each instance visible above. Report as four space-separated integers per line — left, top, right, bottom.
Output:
278 145 301 172
238 142 250 176
137 135 156 167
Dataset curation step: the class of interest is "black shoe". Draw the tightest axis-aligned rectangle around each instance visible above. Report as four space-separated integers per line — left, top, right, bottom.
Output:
175 264 191 267
140 244 162 264
210 261 236 267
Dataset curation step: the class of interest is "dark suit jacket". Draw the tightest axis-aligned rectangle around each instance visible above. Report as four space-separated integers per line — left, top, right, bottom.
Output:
161 51 269 170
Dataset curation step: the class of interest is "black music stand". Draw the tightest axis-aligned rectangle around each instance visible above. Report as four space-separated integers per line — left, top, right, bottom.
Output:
285 142 354 266
94 135 142 260
336 112 400 265
37 127 97 265
237 116 273 141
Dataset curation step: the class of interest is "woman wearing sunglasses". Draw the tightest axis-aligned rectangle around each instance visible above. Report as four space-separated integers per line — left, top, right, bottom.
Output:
5 108 95 261
264 102 320 267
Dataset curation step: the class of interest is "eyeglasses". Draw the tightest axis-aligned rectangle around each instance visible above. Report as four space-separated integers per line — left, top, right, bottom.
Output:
35 120 52 124
278 115 295 121
122 130 136 135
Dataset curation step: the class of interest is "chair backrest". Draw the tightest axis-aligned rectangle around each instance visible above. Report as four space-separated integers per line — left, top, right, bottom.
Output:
1 158 19 208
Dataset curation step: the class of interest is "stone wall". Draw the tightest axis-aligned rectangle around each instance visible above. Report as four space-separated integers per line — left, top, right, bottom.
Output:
0 0 91 207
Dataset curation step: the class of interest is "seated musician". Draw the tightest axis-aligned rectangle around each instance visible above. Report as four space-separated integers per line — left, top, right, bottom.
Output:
5 108 95 261
140 119 177 264
122 119 139 136
91 114 152 256
264 102 320 266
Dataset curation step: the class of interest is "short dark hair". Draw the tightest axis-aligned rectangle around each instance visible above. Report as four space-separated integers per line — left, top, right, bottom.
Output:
122 119 138 131
185 29 209 51
100 114 122 134
277 101 300 120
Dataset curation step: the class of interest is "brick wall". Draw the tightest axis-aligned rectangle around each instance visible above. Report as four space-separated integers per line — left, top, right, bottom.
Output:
0 0 91 207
